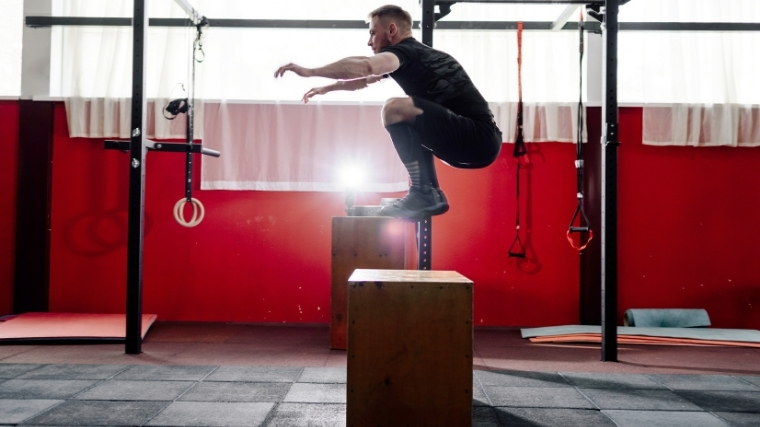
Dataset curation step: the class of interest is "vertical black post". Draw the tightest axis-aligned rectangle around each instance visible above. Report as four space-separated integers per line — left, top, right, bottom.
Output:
185 100 193 201
419 0 435 270
417 218 432 270
421 0 435 47
580 106 602 325
185 30 196 202
601 0 619 362
14 101 55 314
126 0 148 355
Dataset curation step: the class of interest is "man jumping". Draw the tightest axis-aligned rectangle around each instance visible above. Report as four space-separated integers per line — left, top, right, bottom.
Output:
275 4 502 220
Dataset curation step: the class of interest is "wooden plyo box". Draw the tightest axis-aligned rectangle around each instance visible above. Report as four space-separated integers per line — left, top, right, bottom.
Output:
347 269 474 427
331 217 413 350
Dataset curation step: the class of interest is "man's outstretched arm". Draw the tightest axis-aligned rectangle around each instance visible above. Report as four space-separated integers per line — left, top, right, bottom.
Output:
301 75 385 104
275 52 399 80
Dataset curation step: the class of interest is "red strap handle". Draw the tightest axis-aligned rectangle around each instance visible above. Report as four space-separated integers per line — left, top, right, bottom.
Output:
566 229 593 251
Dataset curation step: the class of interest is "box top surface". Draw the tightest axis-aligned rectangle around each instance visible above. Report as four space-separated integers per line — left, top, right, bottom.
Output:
348 269 472 284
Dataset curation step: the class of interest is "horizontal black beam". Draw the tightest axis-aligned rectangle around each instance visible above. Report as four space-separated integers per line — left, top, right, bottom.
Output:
104 140 221 158
440 0 593 3
617 22 760 32
435 22 760 31
437 21 597 30
25 17 192 27
26 16 760 32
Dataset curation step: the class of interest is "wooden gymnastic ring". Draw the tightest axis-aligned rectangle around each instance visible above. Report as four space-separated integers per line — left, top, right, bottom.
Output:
174 198 205 227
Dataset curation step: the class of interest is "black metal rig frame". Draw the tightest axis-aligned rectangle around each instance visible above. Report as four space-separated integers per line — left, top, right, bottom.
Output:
419 0 619 361
26 0 757 358
102 0 219 354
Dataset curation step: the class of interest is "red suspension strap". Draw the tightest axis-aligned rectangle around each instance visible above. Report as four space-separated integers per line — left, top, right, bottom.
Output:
508 21 528 259
566 11 593 251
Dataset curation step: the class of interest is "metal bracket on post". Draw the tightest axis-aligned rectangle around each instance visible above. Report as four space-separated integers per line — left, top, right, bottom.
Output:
417 218 432 270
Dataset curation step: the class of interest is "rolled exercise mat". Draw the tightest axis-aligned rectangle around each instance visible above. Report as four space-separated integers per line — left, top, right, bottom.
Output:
623 308 710 328
520 325 760 348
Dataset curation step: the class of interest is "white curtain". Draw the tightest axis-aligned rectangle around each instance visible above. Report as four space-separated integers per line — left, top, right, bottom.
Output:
618 0 760 147
57 0 588 190
201 101 408 192
0 0 23 97
60 0 202 139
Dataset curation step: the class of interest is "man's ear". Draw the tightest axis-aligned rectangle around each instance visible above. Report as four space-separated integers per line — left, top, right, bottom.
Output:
388 22 397 38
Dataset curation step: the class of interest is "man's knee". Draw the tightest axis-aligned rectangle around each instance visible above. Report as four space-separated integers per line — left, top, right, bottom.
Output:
382 97 422 126
382 97 407 125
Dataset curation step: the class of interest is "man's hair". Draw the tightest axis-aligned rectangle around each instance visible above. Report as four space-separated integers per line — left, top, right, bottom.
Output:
368 5 413 33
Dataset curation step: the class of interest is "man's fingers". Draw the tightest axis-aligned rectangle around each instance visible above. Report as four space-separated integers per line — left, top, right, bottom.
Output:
274 63 293 78
302 90 315 104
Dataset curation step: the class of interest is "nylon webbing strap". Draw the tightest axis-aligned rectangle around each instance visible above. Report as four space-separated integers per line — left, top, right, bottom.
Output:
513 21 526 158
567 11 593 251
508 21 527 259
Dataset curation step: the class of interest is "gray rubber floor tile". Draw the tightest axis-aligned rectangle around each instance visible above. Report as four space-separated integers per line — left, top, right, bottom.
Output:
146 401 274 426
473 407 502 427
264 403 346 427
0 399 62 424
737 376 760 389
483 386 596 409
715 412 760 427
73 380 195 401
297 368 346 384
473 381 491 407
179 382 290 402
651 374 759 391
283 383 346 404
115 365 217 381
675 390 760 412
0 364 43 379
22 400 167 425
18 365 127 380
494 408 616 427
561 372 664 389
0 379 97 399
580 388 702 411
604 410 730 427
475 370 571 388
206 366 302 383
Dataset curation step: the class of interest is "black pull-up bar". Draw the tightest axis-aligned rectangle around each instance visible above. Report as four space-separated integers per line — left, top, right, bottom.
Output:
104 140 221 158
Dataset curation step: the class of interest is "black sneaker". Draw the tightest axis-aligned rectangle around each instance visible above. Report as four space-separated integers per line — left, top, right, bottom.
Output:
378 187 449 220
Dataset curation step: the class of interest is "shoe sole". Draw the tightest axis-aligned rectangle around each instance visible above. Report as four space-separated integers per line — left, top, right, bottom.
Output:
379 202 449 221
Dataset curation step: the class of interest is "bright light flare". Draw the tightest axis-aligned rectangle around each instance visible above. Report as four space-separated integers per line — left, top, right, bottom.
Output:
339 165 366 190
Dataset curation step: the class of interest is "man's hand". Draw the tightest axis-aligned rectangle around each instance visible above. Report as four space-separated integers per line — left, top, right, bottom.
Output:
274 63 312 78
302 86 331 104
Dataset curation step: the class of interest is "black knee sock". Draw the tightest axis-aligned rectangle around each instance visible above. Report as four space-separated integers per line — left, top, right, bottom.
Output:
385 122 439 193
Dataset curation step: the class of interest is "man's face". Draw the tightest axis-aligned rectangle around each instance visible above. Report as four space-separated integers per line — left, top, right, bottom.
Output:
368 17 393 54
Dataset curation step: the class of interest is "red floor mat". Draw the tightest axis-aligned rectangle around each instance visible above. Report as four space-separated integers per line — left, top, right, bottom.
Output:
0 312 157 340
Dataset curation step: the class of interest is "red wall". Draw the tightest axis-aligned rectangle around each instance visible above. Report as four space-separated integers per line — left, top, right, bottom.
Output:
0 102 19 316
618 108 760 329
20 103 758 329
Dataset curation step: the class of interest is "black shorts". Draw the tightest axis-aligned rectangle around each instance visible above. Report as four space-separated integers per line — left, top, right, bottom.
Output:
411 96 503 169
